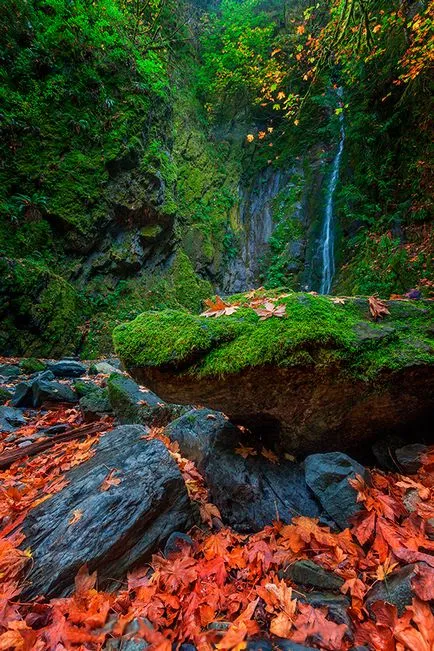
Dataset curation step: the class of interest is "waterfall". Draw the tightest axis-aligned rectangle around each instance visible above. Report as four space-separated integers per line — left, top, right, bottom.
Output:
318 106 345 295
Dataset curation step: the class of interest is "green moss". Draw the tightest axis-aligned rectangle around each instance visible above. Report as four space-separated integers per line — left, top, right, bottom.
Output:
1 258 85 357
140 225 163 239
114 293 434 379
19 358 46 374
0 387 12 405
81 251 213 358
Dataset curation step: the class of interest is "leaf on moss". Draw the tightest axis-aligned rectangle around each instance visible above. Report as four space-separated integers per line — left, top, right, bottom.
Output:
368 296 390 320
201 296 240 318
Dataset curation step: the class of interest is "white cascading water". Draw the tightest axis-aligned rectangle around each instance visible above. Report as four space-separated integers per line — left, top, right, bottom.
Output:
319 106 345 295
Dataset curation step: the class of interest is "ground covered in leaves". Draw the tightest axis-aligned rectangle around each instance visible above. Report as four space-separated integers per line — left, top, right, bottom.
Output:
1 391 434 650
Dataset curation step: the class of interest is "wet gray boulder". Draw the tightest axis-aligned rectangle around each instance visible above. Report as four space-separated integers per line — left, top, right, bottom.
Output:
47 360 87 378
165 408 322 532
11 370 78 408
0 405 26 432
304 452 367 530
21 425 195 599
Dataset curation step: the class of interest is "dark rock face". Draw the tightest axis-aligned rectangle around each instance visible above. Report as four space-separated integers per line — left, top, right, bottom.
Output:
280 560 344 591
0 405 26 432
365 563 423 616
129 364 434 456
304 453 367 530
165 409 322 532
32 379 78 407
21 425 195 599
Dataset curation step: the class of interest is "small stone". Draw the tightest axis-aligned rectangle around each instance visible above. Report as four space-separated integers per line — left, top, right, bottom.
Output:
365 563 423 616
395 444 428 474
279 560 344 591
19 358 46 375
47 360 87 378
73 380 99 397
80 388 112 421
164 532 193 558
0 364 21 379
91 362 122 376
0 406 26 432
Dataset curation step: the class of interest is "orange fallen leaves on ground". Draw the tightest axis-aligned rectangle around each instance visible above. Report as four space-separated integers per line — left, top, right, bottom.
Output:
2 405 434 649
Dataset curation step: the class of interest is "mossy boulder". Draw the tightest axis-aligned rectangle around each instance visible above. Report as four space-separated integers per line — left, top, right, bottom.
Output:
113 293 434 454
19 358 46 375
0 387 12 405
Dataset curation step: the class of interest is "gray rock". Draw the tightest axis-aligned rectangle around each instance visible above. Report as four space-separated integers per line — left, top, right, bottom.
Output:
11 371 55 407
21 425 195 599
73 380 100 397
92 362 122 376
107 373 183 426
166 408 322 532
32 379 78 407
0 405 26 432
47 360 87 378
304 452 367 530
0 364 21 378
80 388 112 420
365 563 423 616
372 434 406 471
395 444 428 474
280 560 344 591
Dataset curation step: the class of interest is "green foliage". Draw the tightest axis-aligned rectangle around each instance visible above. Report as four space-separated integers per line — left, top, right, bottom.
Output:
0 0 173 236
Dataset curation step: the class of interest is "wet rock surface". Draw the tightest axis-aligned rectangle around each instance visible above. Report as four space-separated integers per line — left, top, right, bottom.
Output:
304 452 367 529
166 408 323 531
21 424 195 599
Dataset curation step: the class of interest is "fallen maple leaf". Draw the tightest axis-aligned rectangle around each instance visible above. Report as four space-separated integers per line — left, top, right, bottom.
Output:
368 296 390 320
235 445 257 459
254 302 286 320
200 502 222 527
261 447 279 464
201 296 239 318
68 508 83 525
411 564 434 601
331 297 346 304
100 469 121 492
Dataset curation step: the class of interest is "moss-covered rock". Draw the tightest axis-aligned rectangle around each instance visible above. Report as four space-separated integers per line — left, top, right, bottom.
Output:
0 387 12 405
19 358 46 374
114 292 434 454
